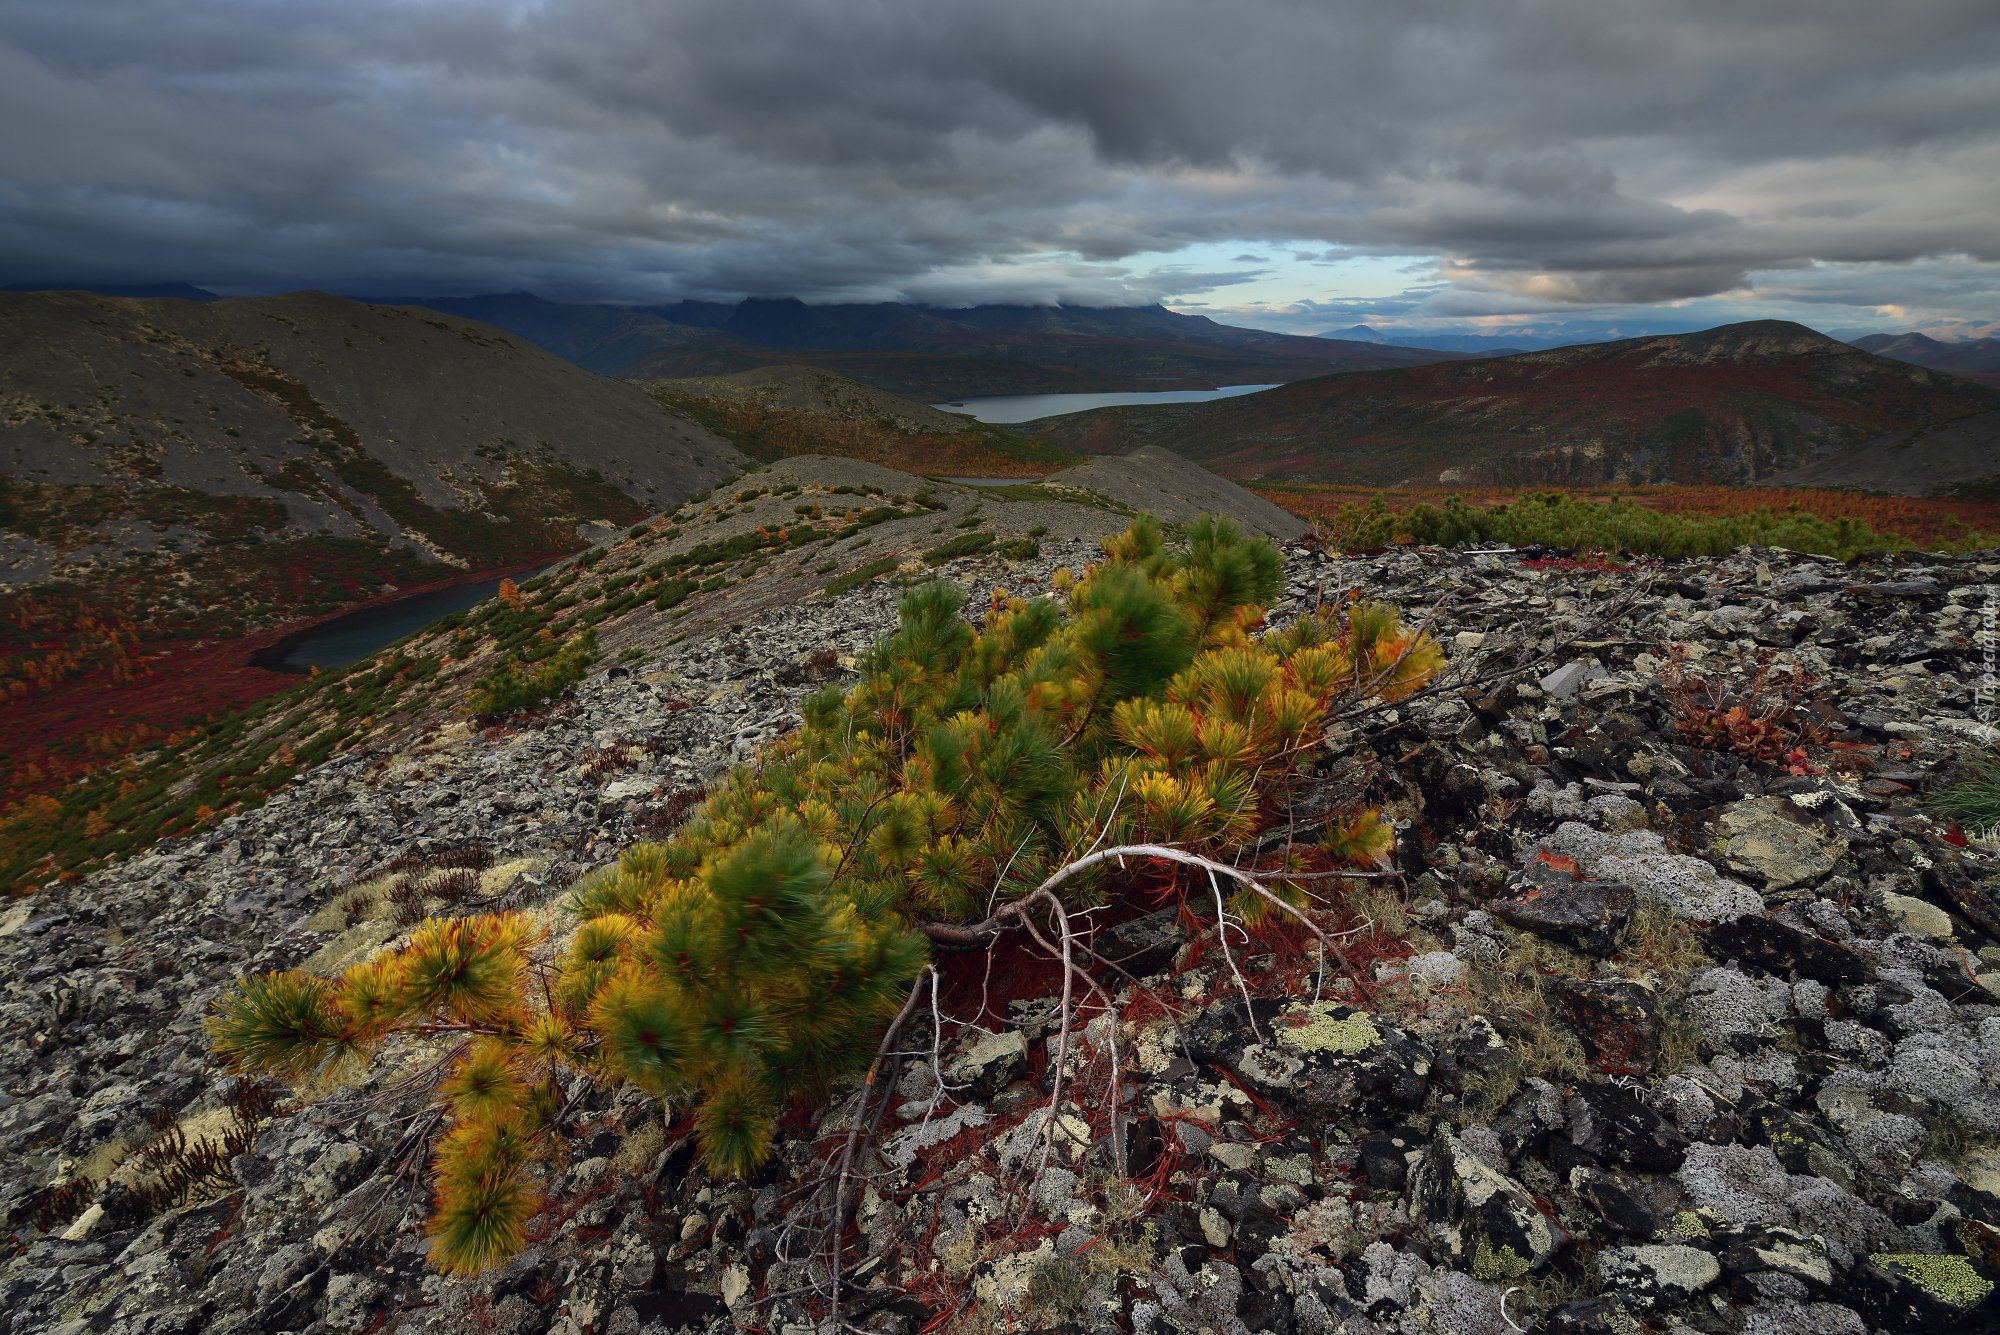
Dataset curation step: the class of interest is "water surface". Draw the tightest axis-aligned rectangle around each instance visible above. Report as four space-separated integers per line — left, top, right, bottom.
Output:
933 383 1281 424
271 569 547 671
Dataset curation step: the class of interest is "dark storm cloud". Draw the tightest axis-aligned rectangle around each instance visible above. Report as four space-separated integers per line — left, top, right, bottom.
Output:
0 0 1994 307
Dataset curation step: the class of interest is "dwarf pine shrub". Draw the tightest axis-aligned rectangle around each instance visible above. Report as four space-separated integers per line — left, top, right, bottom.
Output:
465 628 598 720
207 515 1442 1273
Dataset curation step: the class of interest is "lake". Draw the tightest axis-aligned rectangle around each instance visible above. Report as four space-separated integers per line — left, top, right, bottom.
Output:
264 567 550 672
933 383 1281 424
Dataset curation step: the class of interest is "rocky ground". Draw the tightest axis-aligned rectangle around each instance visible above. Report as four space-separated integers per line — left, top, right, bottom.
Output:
7 534 2000 1335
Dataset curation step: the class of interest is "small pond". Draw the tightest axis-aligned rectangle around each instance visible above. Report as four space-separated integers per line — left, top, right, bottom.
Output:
260 567 551 672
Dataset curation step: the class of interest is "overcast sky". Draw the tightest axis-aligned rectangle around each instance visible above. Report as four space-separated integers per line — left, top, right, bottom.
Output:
2 0 1996 337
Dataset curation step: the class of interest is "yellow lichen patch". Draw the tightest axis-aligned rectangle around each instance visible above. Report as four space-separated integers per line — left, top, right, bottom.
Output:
1278 1002 1381 1056
1472 1238 1532 1280
1870 1253 1994 1308
1664 1210 1711 1241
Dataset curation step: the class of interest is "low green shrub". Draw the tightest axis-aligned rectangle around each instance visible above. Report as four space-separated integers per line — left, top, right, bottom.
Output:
208 515 1439 1275
465 629 598 720
824 557 899 595
923 532 994 564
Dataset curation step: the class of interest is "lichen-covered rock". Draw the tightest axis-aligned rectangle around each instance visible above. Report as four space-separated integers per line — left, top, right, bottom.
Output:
1596 1243 1722 1310
1854 1251 1998 1331
1411 1127 1569 1279
1715 796 1849 891
1209 998 1434 1125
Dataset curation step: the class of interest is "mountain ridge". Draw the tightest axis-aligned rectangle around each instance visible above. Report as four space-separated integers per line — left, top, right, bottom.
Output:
349 292 1472 396
1014 319 2000 488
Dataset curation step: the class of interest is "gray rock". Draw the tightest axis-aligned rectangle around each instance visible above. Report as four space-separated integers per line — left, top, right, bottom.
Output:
1411 1127 1569 1278
1596 1244 1721 1310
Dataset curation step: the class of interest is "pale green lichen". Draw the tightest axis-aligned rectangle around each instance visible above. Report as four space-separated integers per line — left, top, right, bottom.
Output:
1278 1002 1381 1056
1870 1252 1994 1309
1473 1238 1531 1280
1662 1210 1710 1241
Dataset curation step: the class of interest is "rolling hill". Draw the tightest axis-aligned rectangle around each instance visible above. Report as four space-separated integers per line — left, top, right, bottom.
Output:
636 364 1077 475
2 287 747 809
1014 320 2000 488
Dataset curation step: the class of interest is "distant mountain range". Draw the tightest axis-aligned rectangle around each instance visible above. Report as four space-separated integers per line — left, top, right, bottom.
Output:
343 292 1472 398
1845 331 2000 384
3 281 221 302
1320 324 1534 355
1014 321 2000 489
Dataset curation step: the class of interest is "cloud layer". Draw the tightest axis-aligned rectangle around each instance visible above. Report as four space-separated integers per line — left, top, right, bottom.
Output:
2 0 1995 322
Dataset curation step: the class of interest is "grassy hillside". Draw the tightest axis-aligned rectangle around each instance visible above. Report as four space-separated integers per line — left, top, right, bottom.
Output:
1017 321 2000 487
0 451 1258 892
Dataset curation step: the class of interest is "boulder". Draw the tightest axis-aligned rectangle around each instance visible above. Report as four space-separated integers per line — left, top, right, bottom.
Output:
1553 979 1660 1077
1488 878 1636 957
1715 796 1847 892
1411 1127 1569 1279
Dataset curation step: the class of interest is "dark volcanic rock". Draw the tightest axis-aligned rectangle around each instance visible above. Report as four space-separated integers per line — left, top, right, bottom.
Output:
1100 907 1187 976
1553 979 1660 1077
1567 1084 1691 1172
1701 914 1879 983
1489 878 1636 956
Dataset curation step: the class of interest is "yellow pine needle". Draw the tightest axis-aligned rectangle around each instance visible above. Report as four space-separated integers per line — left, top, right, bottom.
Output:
399 913 538 1026
206 970 341 1082
441 1036 526 1124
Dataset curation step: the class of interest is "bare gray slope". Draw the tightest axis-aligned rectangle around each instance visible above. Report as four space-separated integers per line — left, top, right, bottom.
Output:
1757 409 2000 496
0 289 744 513
1042 445 1308 541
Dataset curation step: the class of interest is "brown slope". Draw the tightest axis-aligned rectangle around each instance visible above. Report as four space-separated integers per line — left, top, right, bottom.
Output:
2 289 746 618
631 366 1078 476
1015 320 2000 488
